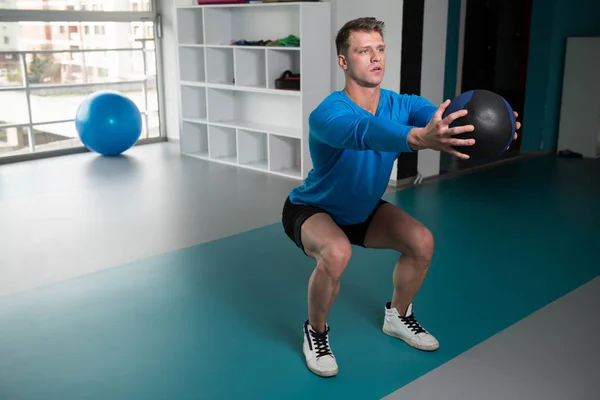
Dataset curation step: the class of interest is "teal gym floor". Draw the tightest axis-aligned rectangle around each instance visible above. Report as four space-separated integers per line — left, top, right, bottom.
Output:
1 143 599 399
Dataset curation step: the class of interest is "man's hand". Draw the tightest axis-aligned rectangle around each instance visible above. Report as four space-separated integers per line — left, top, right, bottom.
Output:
508 111 521 150
407 99 475 159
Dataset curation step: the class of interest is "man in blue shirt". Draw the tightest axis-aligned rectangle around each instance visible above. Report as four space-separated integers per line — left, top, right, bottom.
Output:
281 17 519 378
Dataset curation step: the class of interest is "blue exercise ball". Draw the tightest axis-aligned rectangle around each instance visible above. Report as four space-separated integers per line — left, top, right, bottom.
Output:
442 89 516 160
75 90 142 156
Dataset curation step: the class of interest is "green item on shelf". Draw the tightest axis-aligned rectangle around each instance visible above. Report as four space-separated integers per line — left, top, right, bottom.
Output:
267 34 300 47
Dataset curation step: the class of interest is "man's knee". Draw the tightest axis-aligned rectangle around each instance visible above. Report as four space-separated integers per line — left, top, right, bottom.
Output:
319 239 352 280
389 222 434 265
411 225 434 265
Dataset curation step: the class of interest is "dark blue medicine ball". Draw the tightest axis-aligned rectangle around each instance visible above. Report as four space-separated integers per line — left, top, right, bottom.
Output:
443 89 516 160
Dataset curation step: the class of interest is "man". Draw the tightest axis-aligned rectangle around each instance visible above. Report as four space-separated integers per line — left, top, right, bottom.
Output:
281 17 519 378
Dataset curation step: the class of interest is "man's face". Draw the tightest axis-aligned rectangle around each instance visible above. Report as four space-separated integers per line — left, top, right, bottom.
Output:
339 30 386 87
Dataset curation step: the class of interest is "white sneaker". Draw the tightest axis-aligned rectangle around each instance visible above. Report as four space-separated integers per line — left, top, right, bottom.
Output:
302 320 338 377
382 302 439 351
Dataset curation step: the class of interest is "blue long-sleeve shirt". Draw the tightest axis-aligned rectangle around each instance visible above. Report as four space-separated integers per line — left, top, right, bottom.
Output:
288 89 436 225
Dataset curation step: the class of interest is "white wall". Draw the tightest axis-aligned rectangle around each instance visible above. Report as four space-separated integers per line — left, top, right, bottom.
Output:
417 0 448 178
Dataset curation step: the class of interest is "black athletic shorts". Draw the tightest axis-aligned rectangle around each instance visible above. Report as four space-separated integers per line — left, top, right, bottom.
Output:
281 196 388 254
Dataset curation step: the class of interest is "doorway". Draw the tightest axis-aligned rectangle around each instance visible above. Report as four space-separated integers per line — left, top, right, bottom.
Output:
441 0 533 173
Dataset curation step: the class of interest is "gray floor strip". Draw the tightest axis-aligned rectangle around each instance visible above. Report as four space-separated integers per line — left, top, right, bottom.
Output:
383 276 600 400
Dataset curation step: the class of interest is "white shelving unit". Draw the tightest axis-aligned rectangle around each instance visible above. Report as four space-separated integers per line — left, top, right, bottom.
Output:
174 1 331 180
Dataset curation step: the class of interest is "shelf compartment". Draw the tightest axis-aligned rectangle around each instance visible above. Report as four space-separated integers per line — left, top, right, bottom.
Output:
269 134 301 178
208 125 237 164
234 47 266 89
180 85 207 121
206 44 300 51
206 87 301 138
266 48 301 91
203 5 300 47
238 129 268 171
205 47 235 85
181 120 209 158
177 8 204 45
204 82 300 97
178 46 205 83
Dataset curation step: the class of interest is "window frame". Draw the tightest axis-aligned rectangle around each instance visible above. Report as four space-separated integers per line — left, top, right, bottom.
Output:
0 2 167 163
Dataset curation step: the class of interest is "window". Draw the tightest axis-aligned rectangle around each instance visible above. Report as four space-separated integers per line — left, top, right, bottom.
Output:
1 0 151 12
0 2 163 159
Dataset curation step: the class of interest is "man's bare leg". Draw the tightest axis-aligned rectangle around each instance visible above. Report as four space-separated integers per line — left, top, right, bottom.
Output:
301 213 352 332
298 212 352 376
306 264 340 333
363 202 439 351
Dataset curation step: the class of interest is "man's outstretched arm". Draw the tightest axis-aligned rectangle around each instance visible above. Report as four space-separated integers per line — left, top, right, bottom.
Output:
405 94 438 128
309 102 416 153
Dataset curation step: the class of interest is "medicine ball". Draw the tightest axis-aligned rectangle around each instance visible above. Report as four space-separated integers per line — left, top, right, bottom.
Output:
443 89 516 160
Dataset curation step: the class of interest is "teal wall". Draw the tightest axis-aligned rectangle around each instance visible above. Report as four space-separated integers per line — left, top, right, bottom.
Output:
443 0 600 153
521 0 600 152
